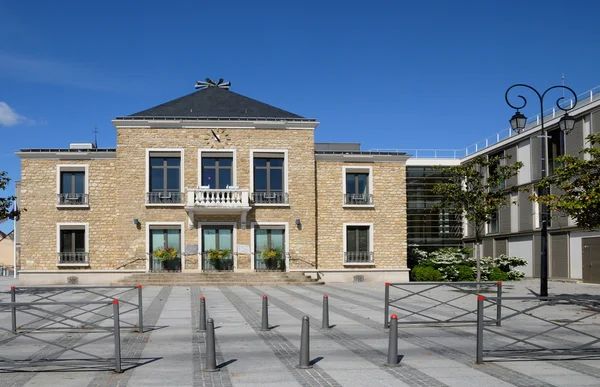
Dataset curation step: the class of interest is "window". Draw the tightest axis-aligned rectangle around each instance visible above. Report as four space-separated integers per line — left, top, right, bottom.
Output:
254 226 286 271
547 129 565 176
488 211 499 234
488 150 505 191
149 227 182 272
56 223 88 266
343 166 373 206
147 150 183 204
344 224 373 264
56 165 88 206
252 152 287 204
202 157 233 189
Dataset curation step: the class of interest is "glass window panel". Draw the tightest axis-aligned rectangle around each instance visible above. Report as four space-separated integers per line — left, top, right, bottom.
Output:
358 228 369 251
203 229 217 251
61 231 73 252
203 168 216 188
151 230 165 251
166 168 180 190
166 157 180 167
61 173 73 194
255 169 267 191
346 174 356 195
269 168 283 191
74 230 85 252
255 229 268 253
347 228 357 252
203 157 216 167
150 157 163 167
269 158 283 167
167 229 181 251
219 158 232 167
357 174 368 195
270 230 284 250
218 168 232 189
254 158 267 167
218 229 232 250
74 172 85 193
151 168 164 191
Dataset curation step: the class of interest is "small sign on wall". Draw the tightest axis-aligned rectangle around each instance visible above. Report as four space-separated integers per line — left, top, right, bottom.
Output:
184 244 198 255
237 244 251 254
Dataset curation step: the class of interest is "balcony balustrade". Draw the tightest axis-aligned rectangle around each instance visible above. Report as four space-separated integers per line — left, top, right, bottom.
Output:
57 193 89 206
344 251 374 264
343 193 374 206
251 191 288 204
187 188 250 210
147 192 184 204
57 252 89 266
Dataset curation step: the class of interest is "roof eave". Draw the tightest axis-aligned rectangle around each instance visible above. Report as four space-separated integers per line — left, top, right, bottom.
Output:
112 118 319 130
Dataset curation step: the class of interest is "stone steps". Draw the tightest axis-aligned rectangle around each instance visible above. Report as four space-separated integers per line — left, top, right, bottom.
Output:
111 271 322 286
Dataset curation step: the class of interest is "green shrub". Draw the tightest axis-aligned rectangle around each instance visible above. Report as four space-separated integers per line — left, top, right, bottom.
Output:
412 265 443 282
488 267 508 282
456 265 475 281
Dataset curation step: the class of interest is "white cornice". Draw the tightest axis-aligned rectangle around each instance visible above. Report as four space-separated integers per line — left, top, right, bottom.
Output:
111 119 319 130
15 151 116 160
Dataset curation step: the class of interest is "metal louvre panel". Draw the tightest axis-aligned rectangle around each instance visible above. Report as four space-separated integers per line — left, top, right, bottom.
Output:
253 152 284 158
483 238 493 258
530 132 542 181
494 238 507 257
254 224 286 230
592 110 600 133
499 200 511 234
550 233 569 278
518 190 532 231
533 234 541 277
201 152 233 158
565 118 584 159
149 151 181 158
505 145 518 188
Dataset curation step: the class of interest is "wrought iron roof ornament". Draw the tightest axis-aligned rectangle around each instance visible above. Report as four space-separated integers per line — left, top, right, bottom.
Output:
195 78 231 90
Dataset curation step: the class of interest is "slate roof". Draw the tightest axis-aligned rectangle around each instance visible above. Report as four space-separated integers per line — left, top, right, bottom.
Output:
120 86 312 121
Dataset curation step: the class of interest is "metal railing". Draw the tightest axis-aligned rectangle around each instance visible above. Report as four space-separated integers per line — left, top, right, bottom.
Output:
150 255 181 272
343 193 374 205
147 191 184 204
344 251 374 264
476 294 600 363
57 252 89 265
0 300 123 372
188 188 249 208
202 252 234 271
251 191 289 204
57 193 89 205
384 281 502 328
254 252 288 271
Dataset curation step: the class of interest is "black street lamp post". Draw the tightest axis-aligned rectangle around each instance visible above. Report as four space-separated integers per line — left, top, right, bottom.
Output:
505 84 578 297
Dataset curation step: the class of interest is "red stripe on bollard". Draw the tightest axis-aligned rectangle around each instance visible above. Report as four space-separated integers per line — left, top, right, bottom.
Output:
113 299 119 304
478 295 485 301
385 282 390 287
10 286 15 290
497 281 502 285
323 294 328 299
138 284 142 289
263 295 268 299
201 295 205 300
391 314 397 319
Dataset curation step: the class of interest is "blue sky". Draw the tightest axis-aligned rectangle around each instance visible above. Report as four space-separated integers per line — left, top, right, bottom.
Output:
1 0 599 232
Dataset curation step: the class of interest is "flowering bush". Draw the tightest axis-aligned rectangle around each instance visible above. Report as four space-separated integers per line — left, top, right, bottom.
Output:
207 249 231 260
153 247 178 262
412 247 526 282
261 246 282 259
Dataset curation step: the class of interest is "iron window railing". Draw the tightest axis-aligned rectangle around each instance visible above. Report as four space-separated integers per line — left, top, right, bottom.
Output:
57 252 89 265
343 193 374 205
202 252 234 271
254 252 289 271
57 193 89 205
147 192 184 204
251 192 288 204
344 251 374 264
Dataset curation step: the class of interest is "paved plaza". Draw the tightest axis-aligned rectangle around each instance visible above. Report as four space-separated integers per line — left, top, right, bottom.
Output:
1 278 600 387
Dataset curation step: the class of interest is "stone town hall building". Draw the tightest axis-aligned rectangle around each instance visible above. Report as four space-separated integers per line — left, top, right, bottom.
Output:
15 81 409 284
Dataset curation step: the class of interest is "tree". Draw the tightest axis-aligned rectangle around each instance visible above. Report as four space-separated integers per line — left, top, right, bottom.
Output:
432 155 523 284
534 133 600 230
0 171 17 220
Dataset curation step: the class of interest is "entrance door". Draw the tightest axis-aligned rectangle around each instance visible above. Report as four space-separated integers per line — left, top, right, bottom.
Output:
202 227 233 271
582 237 600 283
150 228 181 272
255 228 285 271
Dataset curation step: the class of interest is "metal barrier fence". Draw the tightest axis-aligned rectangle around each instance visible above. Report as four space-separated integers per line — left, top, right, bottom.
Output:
476 295 600 363
9 285 144 333
0 300 122 372
384 282 502 328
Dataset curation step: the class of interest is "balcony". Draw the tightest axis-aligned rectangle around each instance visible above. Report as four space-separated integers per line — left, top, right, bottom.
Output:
251 192 289 205
147 192 184 205
344 251 374 265
186 188 251 213
343 194 374 206
57 252 89 266
57 193 89 206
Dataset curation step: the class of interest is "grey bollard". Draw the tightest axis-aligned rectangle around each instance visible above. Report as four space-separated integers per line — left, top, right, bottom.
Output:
385 314 400 366
10 286 16 334
113 300 123 373
384 282 390 328
322 294 330 329
204 318 219 372
137 285 144 333
199 295 207 332
496 281 502 327
298 316 312 369
260 295 270 331
476 295 484 364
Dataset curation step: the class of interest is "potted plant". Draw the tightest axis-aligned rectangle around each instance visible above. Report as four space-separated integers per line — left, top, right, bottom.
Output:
207 249 231 270
153 247 178 270
261 246 282 270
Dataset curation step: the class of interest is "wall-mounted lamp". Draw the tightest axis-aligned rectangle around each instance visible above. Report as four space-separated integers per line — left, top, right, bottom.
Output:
133 218 140 226
295 219 301 226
